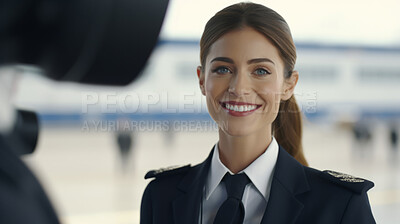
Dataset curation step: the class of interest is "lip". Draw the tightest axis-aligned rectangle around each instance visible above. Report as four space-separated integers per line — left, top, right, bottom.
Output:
219 101 261 117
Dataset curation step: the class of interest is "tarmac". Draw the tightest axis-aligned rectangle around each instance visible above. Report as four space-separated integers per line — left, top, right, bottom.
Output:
22 122 400 224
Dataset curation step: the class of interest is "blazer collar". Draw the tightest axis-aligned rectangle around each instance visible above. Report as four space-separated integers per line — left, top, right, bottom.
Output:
171 145 310 224
261 146 310 224
172 147 214 224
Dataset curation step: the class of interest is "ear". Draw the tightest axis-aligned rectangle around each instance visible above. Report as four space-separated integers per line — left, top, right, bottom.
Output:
282 70 299 100
197 66 206 96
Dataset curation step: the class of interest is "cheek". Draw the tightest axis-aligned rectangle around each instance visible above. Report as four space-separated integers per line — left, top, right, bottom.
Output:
254 80 284 115
254 81 284 101
259 93 281 114
204 77 228 97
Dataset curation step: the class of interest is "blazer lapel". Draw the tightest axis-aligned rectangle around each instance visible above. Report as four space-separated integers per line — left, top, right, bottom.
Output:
172 148 213 224
261 146 310 224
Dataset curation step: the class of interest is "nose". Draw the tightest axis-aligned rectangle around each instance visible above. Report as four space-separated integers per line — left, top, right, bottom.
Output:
228 71 251 97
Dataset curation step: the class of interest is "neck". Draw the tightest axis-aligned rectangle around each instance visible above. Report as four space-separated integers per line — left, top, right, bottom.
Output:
0 66 18 134
218 128 272 173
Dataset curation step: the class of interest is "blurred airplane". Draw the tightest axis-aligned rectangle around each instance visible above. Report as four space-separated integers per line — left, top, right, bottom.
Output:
15 39 400 146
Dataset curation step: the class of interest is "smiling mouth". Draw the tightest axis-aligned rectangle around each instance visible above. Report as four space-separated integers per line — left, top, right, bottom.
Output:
220 101 261 113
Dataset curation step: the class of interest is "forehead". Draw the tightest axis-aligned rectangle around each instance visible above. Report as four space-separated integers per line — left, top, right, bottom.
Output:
207 27 283 66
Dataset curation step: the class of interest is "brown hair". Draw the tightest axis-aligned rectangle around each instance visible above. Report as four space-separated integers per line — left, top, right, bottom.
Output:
199 2 308 166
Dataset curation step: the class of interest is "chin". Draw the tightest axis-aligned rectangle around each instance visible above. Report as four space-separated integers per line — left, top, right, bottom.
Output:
220 124 253 137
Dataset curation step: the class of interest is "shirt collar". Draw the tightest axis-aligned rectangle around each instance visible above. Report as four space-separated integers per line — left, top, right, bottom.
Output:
205 137 279 200
205 143 231 200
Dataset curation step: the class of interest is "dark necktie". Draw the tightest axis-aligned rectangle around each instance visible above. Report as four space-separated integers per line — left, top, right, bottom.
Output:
213 173 250 224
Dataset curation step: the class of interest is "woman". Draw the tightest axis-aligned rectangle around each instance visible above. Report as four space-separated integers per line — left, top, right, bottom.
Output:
141 2 375 224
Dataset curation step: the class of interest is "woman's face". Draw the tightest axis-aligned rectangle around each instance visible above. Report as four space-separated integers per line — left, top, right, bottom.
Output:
197 27 298 137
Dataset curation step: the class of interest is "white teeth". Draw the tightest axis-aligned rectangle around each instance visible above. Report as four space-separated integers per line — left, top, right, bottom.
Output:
224 103 257 112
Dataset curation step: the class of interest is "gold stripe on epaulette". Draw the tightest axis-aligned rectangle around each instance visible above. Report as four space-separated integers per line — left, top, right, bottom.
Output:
326 170 365 183
153 165 185 175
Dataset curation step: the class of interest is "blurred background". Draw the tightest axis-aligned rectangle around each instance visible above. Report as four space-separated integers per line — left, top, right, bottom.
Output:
11 0 400 223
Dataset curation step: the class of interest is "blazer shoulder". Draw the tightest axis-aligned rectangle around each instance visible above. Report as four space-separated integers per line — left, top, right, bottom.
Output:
144 164 191 179
305 167 374 194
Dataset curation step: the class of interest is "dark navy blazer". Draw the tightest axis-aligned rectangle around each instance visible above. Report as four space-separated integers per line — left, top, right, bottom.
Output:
0 136 60 224
141 146 376 224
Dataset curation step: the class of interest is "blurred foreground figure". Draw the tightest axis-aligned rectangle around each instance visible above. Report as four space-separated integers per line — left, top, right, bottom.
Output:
0 0 169 223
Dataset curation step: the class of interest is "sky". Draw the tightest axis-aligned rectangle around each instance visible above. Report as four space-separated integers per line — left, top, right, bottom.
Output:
160 0 400 46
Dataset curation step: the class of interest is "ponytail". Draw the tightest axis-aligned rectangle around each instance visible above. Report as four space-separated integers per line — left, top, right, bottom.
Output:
273 96 308 166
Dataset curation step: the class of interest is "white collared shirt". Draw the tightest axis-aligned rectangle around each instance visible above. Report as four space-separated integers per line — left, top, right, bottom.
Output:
200 137 279 224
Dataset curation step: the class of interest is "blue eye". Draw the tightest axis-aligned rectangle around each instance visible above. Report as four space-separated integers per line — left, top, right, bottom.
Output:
254 68 270 76
212 66 231 75
212 66 231 74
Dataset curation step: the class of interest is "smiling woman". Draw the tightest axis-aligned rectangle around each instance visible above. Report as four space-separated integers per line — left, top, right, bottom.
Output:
197 27 300 173
141 2 376 224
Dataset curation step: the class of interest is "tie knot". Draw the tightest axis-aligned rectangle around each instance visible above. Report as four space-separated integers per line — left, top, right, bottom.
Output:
223 173 250 200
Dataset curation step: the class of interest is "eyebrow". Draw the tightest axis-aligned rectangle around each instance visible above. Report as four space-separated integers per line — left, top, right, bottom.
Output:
210 57 275 65
248 58 275 65
210 57 234 64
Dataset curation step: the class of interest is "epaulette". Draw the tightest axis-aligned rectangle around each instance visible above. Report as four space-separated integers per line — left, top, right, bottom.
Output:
321 170 374 194
145 164 191 179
